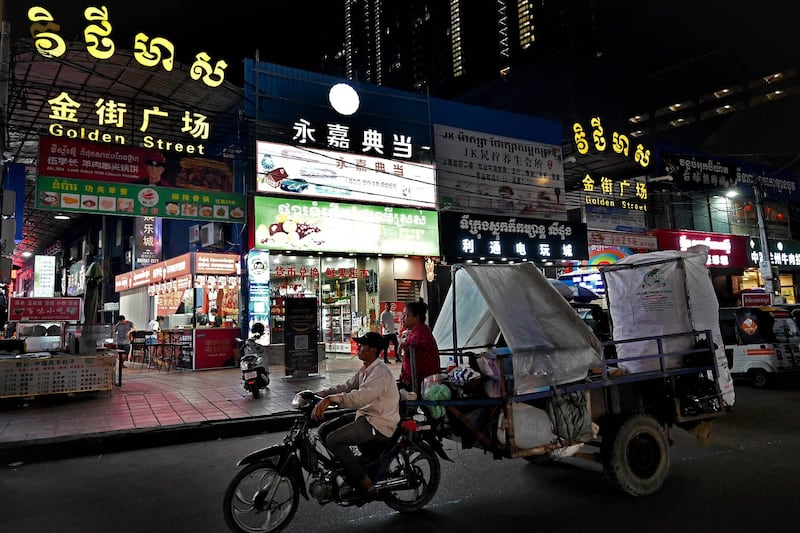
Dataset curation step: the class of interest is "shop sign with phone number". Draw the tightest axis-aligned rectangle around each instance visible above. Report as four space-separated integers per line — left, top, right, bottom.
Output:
36 176 245 221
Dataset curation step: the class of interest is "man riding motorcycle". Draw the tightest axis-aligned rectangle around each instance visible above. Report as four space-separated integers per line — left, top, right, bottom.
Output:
312 332 400 499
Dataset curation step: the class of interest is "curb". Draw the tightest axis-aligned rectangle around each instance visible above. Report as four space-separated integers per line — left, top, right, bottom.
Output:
1 412 298 466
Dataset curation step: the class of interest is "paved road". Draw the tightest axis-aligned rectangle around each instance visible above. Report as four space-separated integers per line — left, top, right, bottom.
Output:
1 379 798 533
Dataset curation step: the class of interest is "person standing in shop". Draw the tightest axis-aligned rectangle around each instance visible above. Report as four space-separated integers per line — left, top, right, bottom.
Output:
379 303 401 364
114 315 135 364
147 315 163 333
147 315 164 344
209 308 223 327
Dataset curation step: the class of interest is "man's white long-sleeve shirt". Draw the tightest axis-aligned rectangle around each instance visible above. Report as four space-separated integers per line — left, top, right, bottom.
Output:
318 358 400 437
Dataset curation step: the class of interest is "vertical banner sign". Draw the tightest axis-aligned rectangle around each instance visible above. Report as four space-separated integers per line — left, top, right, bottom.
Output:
134 217 162 269
33 255 56 297
247 250 271 342
284 297 319 377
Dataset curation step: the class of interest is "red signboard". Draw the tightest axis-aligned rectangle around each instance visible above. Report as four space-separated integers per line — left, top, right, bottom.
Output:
741 293 772 307
652 229 750 269
114 252 197 292
193 328 239 369
9 297 83 322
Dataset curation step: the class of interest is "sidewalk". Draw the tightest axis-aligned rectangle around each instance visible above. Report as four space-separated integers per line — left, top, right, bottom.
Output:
0 354 402 465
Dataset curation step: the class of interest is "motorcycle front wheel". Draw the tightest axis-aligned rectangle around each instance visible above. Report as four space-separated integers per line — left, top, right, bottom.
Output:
223 461 299 533
381 440 441 513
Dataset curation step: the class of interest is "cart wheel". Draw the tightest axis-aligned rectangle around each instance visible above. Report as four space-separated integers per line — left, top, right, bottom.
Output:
601 414 669 497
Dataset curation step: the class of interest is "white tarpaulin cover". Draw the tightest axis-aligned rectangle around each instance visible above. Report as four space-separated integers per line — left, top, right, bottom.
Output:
602 246 735 407
432 263 603 395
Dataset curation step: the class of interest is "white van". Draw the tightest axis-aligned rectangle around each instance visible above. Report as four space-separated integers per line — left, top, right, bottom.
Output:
719 307 800 387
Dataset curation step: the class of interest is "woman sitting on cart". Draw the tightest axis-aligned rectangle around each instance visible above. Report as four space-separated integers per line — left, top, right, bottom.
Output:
398 299 441 393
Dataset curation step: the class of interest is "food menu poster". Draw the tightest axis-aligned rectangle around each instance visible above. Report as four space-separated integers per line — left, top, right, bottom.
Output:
0 356 115 398
253 196 440 256
9 297 83 322
36 176 245 222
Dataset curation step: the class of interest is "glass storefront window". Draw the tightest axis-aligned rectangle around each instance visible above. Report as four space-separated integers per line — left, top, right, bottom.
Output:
267 255 381 353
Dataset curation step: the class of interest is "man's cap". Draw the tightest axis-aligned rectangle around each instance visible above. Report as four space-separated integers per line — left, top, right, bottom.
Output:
353 332 387 350
145 153 165 166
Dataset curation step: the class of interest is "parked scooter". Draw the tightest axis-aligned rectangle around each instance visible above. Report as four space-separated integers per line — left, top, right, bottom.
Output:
236 322 270 398
222 390 448 532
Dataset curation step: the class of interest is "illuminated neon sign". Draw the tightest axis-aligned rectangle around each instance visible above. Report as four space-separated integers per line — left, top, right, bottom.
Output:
572 116 651 168
28 6 228 87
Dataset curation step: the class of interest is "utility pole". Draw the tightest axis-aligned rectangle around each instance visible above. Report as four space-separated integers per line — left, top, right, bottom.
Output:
753 181 775 296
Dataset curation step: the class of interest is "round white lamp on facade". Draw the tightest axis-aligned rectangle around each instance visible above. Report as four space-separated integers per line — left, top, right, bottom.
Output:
329 83 360 116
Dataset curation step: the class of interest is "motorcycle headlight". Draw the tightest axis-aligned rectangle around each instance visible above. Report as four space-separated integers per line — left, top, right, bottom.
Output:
291 389 317 410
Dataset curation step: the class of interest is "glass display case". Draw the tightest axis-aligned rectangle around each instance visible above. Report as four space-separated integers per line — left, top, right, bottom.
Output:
322 299 352 352
270 296 285 344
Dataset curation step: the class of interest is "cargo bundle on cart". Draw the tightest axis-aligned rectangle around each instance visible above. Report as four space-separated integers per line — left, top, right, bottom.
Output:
406 246 735 496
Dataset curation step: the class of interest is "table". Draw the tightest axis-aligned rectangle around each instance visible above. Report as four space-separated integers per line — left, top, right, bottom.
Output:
147 330 192 372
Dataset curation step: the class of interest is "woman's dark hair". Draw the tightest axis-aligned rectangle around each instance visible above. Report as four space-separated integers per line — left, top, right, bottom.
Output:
405 299 428 323
251 322 265 335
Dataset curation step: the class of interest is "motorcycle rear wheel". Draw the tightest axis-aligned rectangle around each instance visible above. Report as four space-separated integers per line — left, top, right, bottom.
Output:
223 461 299 533
381 441 441 513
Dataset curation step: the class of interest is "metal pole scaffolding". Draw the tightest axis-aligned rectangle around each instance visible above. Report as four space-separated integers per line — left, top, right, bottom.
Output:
753 182 775 295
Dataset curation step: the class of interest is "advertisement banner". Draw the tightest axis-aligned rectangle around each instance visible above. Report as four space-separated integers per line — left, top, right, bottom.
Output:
247 251 271 342
433 124 566 220
253 196 439 256
585 205 647 233
38 136 235 192
134 217 162 269
256 140 436 208
193 328 239 369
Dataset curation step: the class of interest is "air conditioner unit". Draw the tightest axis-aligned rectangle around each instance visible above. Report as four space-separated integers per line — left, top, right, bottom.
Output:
200 222 225 248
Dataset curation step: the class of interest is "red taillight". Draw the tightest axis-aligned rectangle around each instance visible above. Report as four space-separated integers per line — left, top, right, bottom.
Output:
400 420 418 432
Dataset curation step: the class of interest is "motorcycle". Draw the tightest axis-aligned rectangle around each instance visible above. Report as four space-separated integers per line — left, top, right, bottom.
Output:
222 390 449 532
236 333 270 399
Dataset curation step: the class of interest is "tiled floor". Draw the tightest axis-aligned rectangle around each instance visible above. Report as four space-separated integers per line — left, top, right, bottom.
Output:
0 354 398 446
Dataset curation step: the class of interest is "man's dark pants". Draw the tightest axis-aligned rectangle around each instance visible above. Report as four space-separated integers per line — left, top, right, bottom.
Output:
318 413 389 488
382 333 400 362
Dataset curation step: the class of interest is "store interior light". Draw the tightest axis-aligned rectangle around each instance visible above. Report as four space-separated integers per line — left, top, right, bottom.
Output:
22 251 32 257
53 214 70 220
